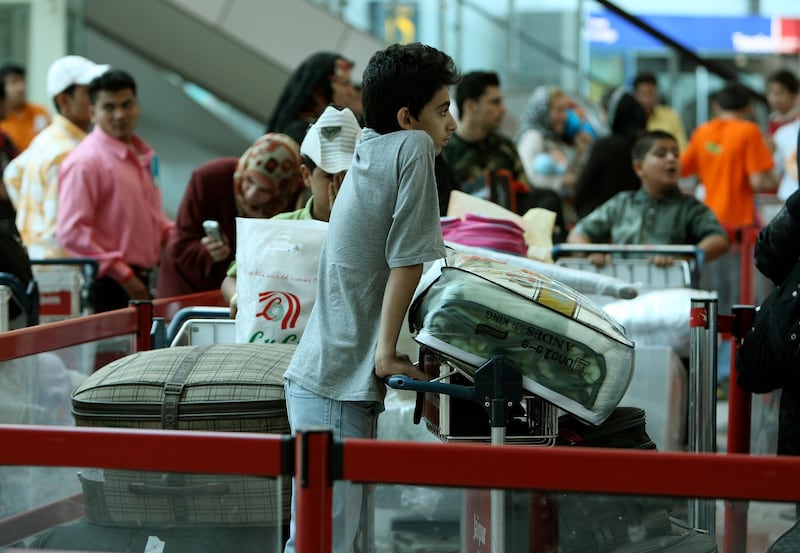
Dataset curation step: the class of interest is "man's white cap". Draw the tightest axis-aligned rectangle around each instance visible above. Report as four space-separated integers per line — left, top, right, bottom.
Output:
301 106 362 174
46 55 110 98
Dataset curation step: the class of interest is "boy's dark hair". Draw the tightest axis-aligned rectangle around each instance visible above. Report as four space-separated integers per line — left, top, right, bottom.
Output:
715 82 752 112
88 69 136 104
455 71 499 115
0 63 25 85
301 154 317 173
361 43 459 135
632 71 658 90
632 130 677 161
767 69 800 96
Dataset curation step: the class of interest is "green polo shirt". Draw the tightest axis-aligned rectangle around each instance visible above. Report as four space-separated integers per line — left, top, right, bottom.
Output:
573 187 726 245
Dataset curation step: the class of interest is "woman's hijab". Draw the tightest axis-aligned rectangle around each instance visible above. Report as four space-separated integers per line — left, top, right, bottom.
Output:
233 133 303 218
517 86 563 142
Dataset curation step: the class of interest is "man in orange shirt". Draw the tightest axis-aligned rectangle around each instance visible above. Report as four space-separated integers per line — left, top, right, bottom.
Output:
0 63 50 151
681 82 776 229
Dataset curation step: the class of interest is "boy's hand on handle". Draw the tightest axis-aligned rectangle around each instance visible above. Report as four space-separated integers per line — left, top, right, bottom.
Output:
588 253 611 267
649 254 675 267
375 351 428 381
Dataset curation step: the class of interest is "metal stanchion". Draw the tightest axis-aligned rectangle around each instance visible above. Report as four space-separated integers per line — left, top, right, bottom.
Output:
688 297 718 534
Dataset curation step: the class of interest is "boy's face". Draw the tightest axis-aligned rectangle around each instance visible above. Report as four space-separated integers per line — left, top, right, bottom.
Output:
409 85 457 155
634 138 680 194
300 163 346 222
767 81 796 115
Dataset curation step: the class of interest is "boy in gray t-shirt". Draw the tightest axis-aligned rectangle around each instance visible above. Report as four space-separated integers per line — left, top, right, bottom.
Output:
282 43 460 553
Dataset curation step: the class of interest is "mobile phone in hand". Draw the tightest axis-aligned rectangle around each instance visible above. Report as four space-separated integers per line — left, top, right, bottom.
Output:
202 220 222 242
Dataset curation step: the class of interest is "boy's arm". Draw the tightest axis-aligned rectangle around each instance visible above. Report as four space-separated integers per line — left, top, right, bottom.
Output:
375 264 428 381
697 234 730 264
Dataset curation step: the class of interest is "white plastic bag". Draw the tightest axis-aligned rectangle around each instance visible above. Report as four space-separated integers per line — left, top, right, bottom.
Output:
234 218 327 344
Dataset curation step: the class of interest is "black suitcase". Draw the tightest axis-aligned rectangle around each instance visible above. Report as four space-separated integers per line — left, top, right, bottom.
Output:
71 343 293 528
555 407 718 553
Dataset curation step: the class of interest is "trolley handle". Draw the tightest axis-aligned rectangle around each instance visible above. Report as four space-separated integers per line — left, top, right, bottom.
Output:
552 244 705 285
552 243 702 260
386 375 476 401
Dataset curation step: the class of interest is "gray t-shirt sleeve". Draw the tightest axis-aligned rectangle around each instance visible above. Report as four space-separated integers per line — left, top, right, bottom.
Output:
386 132 446 268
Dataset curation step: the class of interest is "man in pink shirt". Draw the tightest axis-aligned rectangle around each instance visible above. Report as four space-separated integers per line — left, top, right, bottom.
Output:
57 69 174 311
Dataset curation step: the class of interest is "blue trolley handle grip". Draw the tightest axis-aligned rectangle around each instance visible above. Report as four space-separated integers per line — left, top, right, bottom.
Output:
386 375 476 401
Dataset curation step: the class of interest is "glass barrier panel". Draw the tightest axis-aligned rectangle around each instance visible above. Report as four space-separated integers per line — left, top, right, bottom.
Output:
0 466 287 553
362 484 799 553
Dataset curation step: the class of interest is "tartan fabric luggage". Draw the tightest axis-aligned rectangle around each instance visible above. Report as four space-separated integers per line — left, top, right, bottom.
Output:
71 343 294 527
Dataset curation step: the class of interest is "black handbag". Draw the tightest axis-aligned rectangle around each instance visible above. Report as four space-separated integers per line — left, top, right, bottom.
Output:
736 258 800 393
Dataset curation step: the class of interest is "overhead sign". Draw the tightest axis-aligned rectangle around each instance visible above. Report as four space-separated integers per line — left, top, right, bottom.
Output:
587 10 800 54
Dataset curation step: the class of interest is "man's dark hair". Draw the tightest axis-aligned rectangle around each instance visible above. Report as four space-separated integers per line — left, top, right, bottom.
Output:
632 71 658 90
88 69 136 104
361 43 460 135
0 62 25 85
632 130 677 161
455 71 499 115
767 69 800 96
715 82 752 111
52 84 77 113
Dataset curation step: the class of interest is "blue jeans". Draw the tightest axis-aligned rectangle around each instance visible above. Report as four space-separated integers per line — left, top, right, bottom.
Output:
283 380 379 553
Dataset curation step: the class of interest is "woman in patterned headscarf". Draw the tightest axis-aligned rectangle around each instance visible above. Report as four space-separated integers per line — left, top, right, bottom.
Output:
156 133 303 298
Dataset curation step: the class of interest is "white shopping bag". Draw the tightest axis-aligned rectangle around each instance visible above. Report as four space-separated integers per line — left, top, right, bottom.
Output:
235 218 328 344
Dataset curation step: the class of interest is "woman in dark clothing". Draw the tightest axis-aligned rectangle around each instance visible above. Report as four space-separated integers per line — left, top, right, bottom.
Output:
266 52 360 146
753 186 800 465
574 87 647 219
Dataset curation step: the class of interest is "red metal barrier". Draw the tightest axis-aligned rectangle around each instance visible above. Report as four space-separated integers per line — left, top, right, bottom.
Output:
5 425 800 551
0 307 138 361
0 291 226 362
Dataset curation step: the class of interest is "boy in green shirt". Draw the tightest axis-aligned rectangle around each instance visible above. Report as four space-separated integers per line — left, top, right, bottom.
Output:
568 130 729 267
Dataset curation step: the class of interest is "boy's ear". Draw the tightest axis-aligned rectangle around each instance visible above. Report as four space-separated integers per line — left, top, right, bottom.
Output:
396 106 414 130
632 159 644 179
299 164 313 189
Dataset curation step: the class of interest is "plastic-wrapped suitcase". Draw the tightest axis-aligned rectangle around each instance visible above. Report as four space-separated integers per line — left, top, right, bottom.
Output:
71 343 293 527
410 254 634 425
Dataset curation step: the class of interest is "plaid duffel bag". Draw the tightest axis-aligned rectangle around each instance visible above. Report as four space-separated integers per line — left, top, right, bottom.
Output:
71 343 294 527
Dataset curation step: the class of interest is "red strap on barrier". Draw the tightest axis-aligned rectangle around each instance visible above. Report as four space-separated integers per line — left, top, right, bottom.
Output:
717 314 735 334
689 306 708 328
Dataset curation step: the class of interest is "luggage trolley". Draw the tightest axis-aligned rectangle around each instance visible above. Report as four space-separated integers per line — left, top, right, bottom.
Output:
384 253 637 552
553 244 707 452
388 352 560 553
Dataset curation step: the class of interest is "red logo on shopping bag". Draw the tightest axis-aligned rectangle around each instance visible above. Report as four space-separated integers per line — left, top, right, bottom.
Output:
256 291 301 330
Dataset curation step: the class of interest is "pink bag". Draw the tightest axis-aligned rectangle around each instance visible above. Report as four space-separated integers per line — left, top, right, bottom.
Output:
441 213 527 256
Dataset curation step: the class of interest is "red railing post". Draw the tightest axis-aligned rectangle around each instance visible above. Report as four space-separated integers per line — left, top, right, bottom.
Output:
130 300 154 352
294 428 334 553
723 305 757 553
